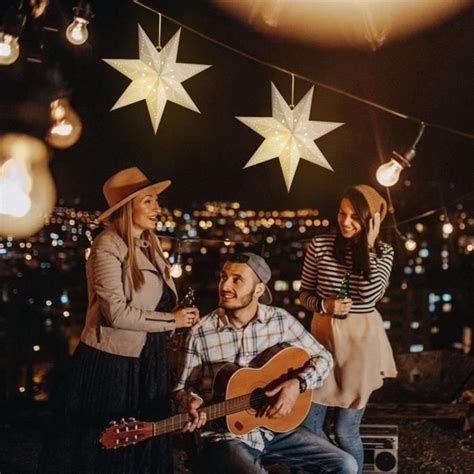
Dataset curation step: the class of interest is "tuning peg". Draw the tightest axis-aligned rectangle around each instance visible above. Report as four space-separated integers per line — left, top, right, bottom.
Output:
120 417 125 423
109 420 117 426
128 417 136 422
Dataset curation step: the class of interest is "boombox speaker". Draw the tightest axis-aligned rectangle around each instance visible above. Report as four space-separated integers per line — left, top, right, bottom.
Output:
361 424 398 473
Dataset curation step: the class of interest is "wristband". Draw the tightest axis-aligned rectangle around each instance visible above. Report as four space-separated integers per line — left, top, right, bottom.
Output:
294 375 307 393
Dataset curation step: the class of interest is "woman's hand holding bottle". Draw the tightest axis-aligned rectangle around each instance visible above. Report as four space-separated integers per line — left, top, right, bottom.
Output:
323 297 352 317
173 307 200 328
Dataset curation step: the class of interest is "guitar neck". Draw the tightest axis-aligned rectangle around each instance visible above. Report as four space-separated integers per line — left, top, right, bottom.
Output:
151 393 253 436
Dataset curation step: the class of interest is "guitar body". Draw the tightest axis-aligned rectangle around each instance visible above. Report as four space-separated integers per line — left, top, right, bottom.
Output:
214 345 312 436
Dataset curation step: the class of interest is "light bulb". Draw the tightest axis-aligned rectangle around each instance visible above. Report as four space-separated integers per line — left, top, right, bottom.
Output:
170 263 183 278
66 17 89 45
405 239 417 251
0 133 55 238
376 158 403 187
46 98 82 149
0 159 32 217
442 222 453 235
0 32 20 65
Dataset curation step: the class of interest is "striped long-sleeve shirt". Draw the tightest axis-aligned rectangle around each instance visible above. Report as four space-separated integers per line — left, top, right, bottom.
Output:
299 231 394 314
174 303 333 451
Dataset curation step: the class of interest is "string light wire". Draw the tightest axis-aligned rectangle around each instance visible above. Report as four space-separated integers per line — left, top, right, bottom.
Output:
133 0 474 140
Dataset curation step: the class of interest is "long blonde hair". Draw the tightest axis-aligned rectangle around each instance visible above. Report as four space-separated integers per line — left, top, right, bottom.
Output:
109 200 163 291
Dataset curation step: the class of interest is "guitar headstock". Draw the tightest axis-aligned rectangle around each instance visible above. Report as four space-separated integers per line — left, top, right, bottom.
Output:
99 418 152 450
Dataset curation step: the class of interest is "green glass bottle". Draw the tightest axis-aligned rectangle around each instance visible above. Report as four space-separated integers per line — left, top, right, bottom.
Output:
336 272 351 299
334 272 351 319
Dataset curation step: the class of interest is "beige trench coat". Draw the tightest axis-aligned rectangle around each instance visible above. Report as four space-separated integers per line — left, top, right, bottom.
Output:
80 229 178 357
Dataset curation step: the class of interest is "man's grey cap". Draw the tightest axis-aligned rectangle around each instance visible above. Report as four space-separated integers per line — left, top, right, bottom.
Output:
237 252 272 304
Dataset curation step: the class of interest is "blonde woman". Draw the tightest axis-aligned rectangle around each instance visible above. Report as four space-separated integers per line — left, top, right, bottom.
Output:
38 167 199 473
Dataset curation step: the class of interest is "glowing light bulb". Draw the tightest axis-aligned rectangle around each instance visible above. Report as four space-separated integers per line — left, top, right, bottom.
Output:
376 158 403 187
405 239 417 251
46 98 82 149
0 32 20 65
170 263 183 278
0 159 31 217
0 133 55 238
442 222 454 235
66 17 89 45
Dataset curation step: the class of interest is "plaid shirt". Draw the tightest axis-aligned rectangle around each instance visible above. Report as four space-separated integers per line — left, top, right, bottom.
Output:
174 304 333 451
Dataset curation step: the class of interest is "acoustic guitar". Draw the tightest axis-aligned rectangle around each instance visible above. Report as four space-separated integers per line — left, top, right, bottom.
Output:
99 345 313 450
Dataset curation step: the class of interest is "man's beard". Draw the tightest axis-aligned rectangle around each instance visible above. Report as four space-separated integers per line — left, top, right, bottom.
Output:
219 288 255 311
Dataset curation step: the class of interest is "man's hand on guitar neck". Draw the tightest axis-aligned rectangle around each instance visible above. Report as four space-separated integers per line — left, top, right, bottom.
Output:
263 379 300 419
182 395 207 433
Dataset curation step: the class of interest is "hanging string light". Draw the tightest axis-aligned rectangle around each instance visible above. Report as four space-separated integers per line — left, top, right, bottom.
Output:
45 68 83 149
0 6 26 66
1 45 82 238
66 2 94 46
46 97 82 148
442 222 454 235
0 133 56 238
405 238 417 251
438 203 455 237
170 241 183 278
0 31 20 65
442 213 454 236
376 122 426 187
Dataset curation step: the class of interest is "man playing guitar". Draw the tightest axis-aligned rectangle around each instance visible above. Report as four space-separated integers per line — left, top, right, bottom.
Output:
175 252 358 473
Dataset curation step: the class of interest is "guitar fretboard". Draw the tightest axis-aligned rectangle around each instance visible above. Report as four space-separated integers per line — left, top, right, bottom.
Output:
153 393 257 436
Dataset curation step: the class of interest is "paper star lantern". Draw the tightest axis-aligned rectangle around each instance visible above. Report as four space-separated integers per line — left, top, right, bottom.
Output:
236 82 343 191
103 25 211 133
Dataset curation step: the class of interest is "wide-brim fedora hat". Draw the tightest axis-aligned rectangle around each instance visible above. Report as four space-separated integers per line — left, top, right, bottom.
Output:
98 167 171 222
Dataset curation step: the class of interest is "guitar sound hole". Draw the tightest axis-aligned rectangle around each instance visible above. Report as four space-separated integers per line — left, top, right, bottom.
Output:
249 388 266 412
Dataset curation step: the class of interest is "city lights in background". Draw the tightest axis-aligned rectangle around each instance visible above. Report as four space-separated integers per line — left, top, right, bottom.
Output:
1 197 473 403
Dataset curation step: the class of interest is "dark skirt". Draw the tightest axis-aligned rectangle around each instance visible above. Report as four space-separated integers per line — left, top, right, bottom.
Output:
38 332 173 474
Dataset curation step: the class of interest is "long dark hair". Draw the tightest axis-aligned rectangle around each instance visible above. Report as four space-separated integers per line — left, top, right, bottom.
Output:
334 187 381 280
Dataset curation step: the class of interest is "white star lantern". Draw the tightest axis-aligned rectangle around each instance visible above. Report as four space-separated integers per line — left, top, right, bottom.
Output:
103 25 211 133
236 83 344 191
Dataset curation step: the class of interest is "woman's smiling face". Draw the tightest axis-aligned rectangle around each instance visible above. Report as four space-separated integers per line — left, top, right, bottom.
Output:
131 192 160 236
337 197 362 239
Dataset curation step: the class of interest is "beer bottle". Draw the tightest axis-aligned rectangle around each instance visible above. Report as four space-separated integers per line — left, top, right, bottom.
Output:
180 287 195 308
334 272 351 319
171 287 196 353
336 272 351 299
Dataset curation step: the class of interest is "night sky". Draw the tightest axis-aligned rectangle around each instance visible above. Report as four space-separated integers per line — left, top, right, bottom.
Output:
7 0 474 219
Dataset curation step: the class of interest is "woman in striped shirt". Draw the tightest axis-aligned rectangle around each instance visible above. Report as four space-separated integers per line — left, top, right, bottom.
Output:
299 184 397 474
